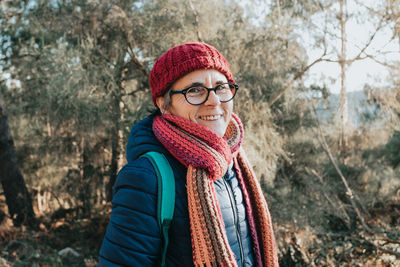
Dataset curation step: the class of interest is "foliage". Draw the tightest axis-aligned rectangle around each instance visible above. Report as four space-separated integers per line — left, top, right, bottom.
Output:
1 0 400 265
385 131 400 168
1 0 305 212
0 211 106 266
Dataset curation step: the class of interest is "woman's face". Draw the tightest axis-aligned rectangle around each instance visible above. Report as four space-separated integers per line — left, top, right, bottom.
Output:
156 69 233 137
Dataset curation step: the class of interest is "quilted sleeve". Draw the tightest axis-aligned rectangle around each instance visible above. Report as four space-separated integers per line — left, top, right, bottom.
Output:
98 157 161 266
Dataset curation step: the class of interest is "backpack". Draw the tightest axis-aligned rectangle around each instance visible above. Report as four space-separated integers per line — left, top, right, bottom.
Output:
141 152 175 267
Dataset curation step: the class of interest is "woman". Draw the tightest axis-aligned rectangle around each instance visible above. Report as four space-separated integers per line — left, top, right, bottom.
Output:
99 42 278 266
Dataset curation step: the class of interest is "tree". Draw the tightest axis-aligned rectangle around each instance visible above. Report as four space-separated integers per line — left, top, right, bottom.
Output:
0 89 36 227
309 0 397 152
0 0 152 206
266 0 399 154
0 0 297 206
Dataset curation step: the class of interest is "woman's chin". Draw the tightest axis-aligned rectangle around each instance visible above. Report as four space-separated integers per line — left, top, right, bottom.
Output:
199 122 226 137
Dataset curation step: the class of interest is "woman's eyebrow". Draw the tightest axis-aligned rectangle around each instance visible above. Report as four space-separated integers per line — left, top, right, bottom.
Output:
182 80 227 89
183 82 204 89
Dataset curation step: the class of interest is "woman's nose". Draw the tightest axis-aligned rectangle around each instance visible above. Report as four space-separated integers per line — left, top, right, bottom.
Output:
204 90 220 105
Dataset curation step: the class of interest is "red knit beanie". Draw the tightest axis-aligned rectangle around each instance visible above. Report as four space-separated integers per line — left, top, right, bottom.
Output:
149 42 235 106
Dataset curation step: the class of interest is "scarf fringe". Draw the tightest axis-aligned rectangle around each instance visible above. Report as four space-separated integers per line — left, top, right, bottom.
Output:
193 260 237 267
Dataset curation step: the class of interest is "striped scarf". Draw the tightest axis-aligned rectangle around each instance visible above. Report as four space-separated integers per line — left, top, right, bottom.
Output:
153 113 279 267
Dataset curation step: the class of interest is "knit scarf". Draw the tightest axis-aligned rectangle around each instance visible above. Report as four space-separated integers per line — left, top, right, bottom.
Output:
153 113 279 267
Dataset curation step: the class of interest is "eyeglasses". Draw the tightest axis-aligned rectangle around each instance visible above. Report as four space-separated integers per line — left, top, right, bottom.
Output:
169 82 238 105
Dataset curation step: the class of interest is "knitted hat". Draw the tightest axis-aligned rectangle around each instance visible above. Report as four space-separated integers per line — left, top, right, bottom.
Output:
149 42 235 106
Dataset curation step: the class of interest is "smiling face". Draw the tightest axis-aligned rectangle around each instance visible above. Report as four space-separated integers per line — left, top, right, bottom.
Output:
156 69 233 137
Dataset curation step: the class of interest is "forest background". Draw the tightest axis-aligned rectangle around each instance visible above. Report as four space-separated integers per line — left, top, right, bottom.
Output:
0 0 399 266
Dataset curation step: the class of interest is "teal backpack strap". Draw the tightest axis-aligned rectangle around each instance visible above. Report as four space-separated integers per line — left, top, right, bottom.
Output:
141 151 175 267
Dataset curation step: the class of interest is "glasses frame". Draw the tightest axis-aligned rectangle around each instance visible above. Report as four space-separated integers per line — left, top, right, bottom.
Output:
169 82 239 106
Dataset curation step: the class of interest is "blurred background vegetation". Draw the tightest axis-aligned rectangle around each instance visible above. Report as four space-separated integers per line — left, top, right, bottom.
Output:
0 0 399 266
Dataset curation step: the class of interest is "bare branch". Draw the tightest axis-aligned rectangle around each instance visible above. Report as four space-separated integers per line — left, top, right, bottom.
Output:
126 44 149 78
364 53 399 69
327 233 400 258
348 16 386 64
310 105 372 233
268 55 325 107
98 7 149 78
188 0 203 42
0 53 41 62
305 167 352 227
322 58 340 63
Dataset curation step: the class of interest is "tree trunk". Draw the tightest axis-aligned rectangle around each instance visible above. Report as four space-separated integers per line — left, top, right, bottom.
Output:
338 0 349 153
106 64 126 201
79 135 92 215
106 96 124 201
0 97 36 227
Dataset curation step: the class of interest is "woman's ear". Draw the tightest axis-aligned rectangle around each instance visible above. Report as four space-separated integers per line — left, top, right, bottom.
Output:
156 96 166 114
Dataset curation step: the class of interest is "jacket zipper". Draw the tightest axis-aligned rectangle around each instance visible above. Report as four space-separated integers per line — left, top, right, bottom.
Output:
223 175 245 267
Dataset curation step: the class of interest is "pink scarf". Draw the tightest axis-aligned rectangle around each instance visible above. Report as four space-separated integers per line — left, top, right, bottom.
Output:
153 113 279 267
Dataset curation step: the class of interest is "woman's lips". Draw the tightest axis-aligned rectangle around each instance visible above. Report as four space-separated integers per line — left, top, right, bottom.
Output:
198 114 223 121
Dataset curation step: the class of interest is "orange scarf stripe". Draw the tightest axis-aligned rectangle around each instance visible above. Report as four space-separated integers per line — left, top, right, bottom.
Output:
186 166 213 264
187 166 237 266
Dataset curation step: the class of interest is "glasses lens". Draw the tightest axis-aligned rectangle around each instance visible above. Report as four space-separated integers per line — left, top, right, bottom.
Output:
184 83 238 105
216 83 235 102
186 86 208 105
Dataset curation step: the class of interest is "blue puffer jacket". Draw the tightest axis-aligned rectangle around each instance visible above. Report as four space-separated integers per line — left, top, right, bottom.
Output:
99 115 254 266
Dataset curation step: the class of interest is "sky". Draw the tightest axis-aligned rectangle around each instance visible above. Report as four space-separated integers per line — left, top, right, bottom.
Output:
240 0 400 95
304 9 400 94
